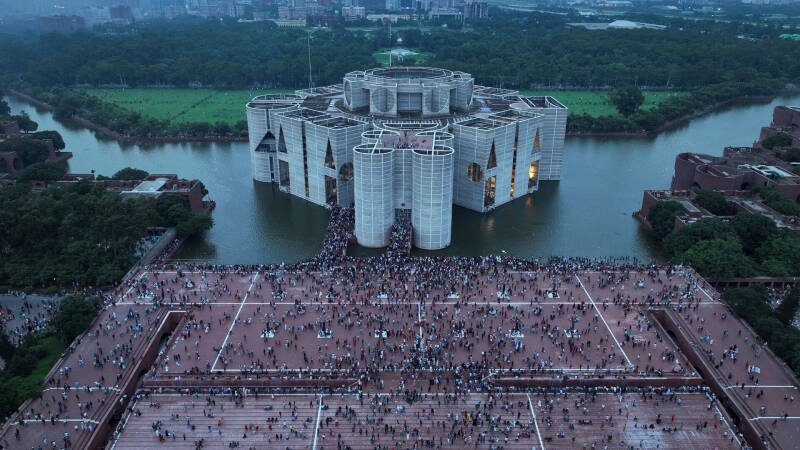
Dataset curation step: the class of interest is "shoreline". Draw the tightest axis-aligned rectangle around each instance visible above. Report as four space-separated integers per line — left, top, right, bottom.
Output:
9 89 780 142
566 94 777 138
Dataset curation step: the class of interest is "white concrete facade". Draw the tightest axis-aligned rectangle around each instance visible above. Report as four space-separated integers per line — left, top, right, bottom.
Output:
246 67 566 250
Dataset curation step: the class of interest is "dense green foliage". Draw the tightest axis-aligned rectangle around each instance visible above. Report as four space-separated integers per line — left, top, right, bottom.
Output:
13 161 68 181
112 167 149 180
647 201 684 240
0 13 797 90
753 186 800 216
155 194 214 238
0 181 212 288
762 132 793 150
52 295 102 345
0 11 797 135
0 137 50 166
611 85 644 117
723 286 800 377
692 189 735 216
28 130 65 150
659 213 800 278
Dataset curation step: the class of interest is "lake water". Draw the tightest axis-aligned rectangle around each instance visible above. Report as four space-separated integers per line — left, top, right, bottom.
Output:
7 95 797 264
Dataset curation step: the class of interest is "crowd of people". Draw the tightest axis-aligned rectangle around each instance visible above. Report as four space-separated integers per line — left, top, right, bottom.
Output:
1 207 767 449
0 293 59 345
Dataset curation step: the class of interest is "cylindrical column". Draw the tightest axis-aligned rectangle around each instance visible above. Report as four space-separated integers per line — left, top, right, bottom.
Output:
354 145 395 248
412 146 454 250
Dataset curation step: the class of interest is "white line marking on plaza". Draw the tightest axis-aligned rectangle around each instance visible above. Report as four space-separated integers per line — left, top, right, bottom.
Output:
724 385 797 389
211 273 259 372
526 393 545 450
312 394 324 450
14 418 100 425
43 386 120 392
575 274 632 368
750 416 800 420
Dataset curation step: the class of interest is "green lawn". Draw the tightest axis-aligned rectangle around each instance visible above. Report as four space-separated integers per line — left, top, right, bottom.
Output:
519 90 686 117
80 88 294 126
78 87 685 126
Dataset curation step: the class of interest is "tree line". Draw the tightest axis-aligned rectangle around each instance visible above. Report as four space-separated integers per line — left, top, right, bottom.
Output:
1 12 797 135
0 171 212 290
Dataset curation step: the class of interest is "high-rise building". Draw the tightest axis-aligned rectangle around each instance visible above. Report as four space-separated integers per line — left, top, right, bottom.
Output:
246 67 566 250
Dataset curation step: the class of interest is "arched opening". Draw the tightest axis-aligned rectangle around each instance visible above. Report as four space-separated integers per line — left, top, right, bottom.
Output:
740 182 750 190
11 156 22 171
466 163 483 182
487 141 497 170
338 162 354 181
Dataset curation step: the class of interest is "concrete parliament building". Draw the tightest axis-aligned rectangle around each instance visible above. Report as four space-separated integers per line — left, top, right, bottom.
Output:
246 67 566 250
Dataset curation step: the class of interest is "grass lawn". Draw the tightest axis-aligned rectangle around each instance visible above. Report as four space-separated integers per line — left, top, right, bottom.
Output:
81 88 294 126
78 87 685 126
519 90 686 116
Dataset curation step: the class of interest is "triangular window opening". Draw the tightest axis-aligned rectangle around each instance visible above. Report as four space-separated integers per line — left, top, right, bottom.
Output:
487 141 497 170
324 140 335 169
278 127 287 153
533 128 541 154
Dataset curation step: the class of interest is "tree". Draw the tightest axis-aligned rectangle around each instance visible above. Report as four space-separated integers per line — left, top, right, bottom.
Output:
680 238 759 278
647 201 684 240
14 162 67 181
112 167 149 180
663 218 738 257
16 111 38 133
754 234 800 276
692 189 734 216
610 85 644 117
29 131 65 150
731 212 777 254
52 295 102 345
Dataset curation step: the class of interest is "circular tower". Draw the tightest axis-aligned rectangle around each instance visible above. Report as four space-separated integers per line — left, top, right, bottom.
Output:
353 144 395 248
412 145 455 250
